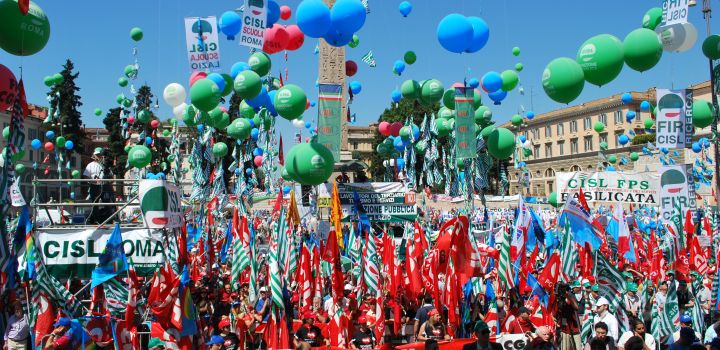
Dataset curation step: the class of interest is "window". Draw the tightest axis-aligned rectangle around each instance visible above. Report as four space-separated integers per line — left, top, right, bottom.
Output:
557 123 564 135
583 117 591 129
570 121 578 133
545 126 552 138
570 165 582 172
28 128 37 140
599 134 608 145
532 128 540 139
614 110 623 124
571 138 578 154
584 136 593 152
533 145 540 158
544 168 555 177
599 113 607 125
352 142 358 150
558 141 565 155
28 150 33 162
545 143 552 158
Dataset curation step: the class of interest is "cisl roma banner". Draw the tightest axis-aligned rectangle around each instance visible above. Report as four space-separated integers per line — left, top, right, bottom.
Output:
184 16 221 72
139 180 184 229
35 228 164 278
239 0 267 49
454 87 476 159
656 88 693 149
660 164 697 223
556 171 659 205
317 84 343 161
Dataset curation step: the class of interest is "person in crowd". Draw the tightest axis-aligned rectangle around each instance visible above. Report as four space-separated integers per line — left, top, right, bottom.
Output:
584 322 617 350
677 281 695 315
709 337 720 350
508 307 535 336
704 319 720 346
587 285 600 308
669 328 701 350
462 321 502 350
294 311 328 350
4 301 28 350
417 309 450 342
593 298 619 342
526 326 555 350
218 318 240 350
255 287 271 322
148 338 165 350
43 318 72 350
617 319 655 350
623 283 641 319
350 316 376 350
622 336 646 350
206 335 225 350
571 280 587 319
557 283 581 350
414 295 435 337
672 314 703 344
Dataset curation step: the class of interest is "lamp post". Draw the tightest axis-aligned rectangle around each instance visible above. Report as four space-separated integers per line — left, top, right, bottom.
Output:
701 0 720 228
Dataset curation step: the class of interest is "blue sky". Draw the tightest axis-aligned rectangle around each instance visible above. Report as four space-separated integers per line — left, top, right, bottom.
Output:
1 0 719 144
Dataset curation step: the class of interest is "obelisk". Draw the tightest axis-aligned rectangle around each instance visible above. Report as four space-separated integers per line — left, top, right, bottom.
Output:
319 0 348 158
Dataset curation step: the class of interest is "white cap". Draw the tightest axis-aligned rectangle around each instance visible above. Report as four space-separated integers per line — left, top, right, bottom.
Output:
582 278 590 285
259 286 268 292
344 284 353 291
596 297 610 307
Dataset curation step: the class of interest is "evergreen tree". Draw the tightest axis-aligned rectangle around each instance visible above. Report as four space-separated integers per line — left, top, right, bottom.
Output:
133 85 170 174
46 59 86 154
102 107 128 189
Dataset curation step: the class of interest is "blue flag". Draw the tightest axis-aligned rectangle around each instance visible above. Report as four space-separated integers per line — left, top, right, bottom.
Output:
91 224 128 289
219 222 232 263
527 272 548 307
485 278 496 302
353 191 371 237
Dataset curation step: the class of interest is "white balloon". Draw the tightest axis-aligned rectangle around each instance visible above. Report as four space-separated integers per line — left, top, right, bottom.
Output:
656 22 697 53
163 83 187 107
173 103 187 120
292 119 305 128
676 22 697 52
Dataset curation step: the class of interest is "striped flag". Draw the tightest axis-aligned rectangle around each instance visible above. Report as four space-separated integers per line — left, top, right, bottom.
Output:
559 217 579 282
104 277 129 318
580 302 594 344
361 50 377 67
595 254 631 334
498 226 514 292
363 231 380 297
231 210 249 290
269 207 286 309
652 279 679 339
690 277 705 335
348 225 361 281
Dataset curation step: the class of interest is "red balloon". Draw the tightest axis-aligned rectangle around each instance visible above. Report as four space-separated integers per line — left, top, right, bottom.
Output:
345 60 358 77
280 5 292 20
378 121 391 136
263 24 289 54
44 142 54 152
306 98 310 110
390 122 403 137
151 120 160 129
254 155 263 167
285 25 305 51
0 64 17 112
189 71 207 87
127 116 135 124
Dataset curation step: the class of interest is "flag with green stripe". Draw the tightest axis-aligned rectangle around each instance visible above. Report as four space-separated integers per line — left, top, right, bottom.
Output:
595 254 630 333
498 227 513 292
560 217 579 282
363 232 379 297
652 279 679 339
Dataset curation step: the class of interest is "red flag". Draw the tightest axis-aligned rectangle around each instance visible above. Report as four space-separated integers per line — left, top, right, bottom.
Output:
413 221 429 254
147 262 181 326
297 241 313 309
18 80 28 117
115 320 140 350
674 249 690 278
537 252 561 290
126 262 139 323
279 135 285 166
684 209 695 245
690 236 708 275
323 230 344 301
18 0 29 15
523 245 539 277
405 239 422 301
32 288 56 349
177 225 188 270
312 244 323 301
86 314 113 345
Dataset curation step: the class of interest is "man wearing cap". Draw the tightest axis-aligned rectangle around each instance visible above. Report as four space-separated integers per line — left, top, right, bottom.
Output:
417 309 450 342
255 287 270 322
218 318 240 350
571 280 587 320
43 318 72 350
206 335 225 350
623 283 641 319
669 327 701 350
593 297 619 342
350 316 376 350
507 307 535 336
294 312 327 350
588 285 600 309
148 338 165 350
671 314 702 344
84 147 115 224
461 321 502 350
414 295 435 339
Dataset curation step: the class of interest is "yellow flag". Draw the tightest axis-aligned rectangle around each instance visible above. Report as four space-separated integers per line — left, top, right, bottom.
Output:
287 189 301 228
331 182 344 250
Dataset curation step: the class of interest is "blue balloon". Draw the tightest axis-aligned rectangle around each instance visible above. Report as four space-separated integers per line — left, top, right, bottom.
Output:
70 192 75 199
251 128 259 140
526 111 535 120
465 16 490 53
197 124 204 132
297 0 332 38
519 135 527 143
468 78 480 89
606 166 616 172
488 90 507 105
145 136 153 145
396 158 406 169
621 92 632 104
401 136 411 147
393 60 406 75
207 73 226 92
246 87 268 108
31 139 41 150
399 1 412 17
459 171 465 182
45 130 55 140
349 81 362 94
219 11 242 40
661 147 669 154
231 62 250 79
391 90 402 103
618 134 629 145
253 147 264 156
305 121 312 128
249 119 256 128
330 0 367 34
65 140 74 150
310 101 316 107
411 124 420 140
692 142 702 153
481 71 503 93
703 138 711 147
640 100 651 111
393 137 405 152
267 0 280 27
626 111 636 121
283 186 291 195
246 168 253 175
235 168 241 175
266 90 277 115
436 14 473 53
322 21 353 47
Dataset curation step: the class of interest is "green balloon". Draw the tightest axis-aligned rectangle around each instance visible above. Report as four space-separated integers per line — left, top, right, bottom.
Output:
0 0 50 56
404 51 417 65
221 74 234 97
623 28 663 72
577 34 624 86
501 70 519 91
52 73 64 85
548 192 558 208
124 145 132 153
240 100 255 118
14 163 25 174
475 106 492 124
55 136 66 148
399 126 412 140
233 70 263 99
348 34 360 48
116 94 125 105
2 126 8 140
523 148 532 158
542 57 585 104
515 63 524 72
259 109 272 129
693 100 715 128
228 118 252 139
630 152 639 161
71 169 80 179
414 140 427 154
163 129 170 137
438 106 454 119
480 125 496 140
643 118 654 129
274 84 307 120
608 155 617 164
130 27 143 41
281 167 294 181
285 142 335 185
206 108 223 128
122 98 132 108
487 128 516 160
600 141 608 150
190 78 221 112
94 108 102 116
442 89 455 109
124 65 138 78
182 104 198 126
702 35 720 60
118 77 129 87
512 47 521 56
213 142 228 158
138 109 151 124
420 79 444 104
435 118 452 137
128 145 152 168
10 149 23 162
642 7 663 30
169 118 177 126
43 75 54 87
216 112 230 129
593 121 605 133
248 52 272 76
511 114 523 126
401 80 421 100
473 92 482 109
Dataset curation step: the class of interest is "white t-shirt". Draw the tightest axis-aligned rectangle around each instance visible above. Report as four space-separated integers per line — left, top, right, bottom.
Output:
593 311 619 341
83 161 104 179
618 331 656 350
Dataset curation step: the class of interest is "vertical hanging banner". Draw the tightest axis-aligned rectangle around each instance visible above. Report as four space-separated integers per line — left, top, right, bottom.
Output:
139 180 184 229
660 164 697 223
317 84 343 161
655 89 693 149
454 87 476 159
239 0 267 50
184 17 222 72
661 0 689 26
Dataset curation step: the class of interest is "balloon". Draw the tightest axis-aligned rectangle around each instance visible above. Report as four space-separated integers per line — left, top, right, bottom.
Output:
349 81 362 94
263 24 290 54
145 136 153 145
0 65 17 112
233 70 263 100
515 63 524 72
322 21 353 47
643 118 654 129
480 125 497 140
390 122 403 137
399 126 412 140
435 118 453 137
593 121 605 133
128 145 152 168
526 111 535 120
228 118 252 139
189 71 207 87
137 109 152 124
379 121 391 136
442 89 456 109
124 65 138 79
621 92 632 104
274 84 307 120
267 0 281 26
94 108 102 116
45 130 55 140
206 73 226 93
511 114 523 126
399 1 412 17
487 128 516 160
401 80 421 99
576 34 624 86
297 0 332 38
693 100 714 128
285 142 335 185
481 71 503 93
0 0 50 56
436 14 473 53
512 47 521 56
388 89 402 104
702 35 720 60
642 7 663 30
608 155 617 164
31 139 41 150
629 152 639 161
52 73 64 85
212 142 228 158
393 60 406 75
468 78 480 88
63 139 74 150
438 106 453 120
163 83 186 107
278 5 292 20
330 0 366 34
150 120 160 129
43 142 53 152
465 16 490 53
190 79 221 112
249 52 272 76
541 57 585 104
638 101 652 112
657 22 697 53
420 79 444 104
349 34 360 48
626 111 636 122
393 137 405 152
692 142 702 153
488 90 507 105
475 106 492 124
600 141 608 150
219 11 243 40
396 158 406 170
500 70 519 91
118 77 128 87
623 28 663 72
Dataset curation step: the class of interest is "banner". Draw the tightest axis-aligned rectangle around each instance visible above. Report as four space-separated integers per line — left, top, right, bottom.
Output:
36 228 164 278
239 0 267 49
496 334 528 350
139 180 183 229
315 182 417 222
660 165 697 222
10 178 24 207
656 88 693 149
317 84 343 161
454 87 476 159
556 171 659 205
184 16 221 72
662 0 689 26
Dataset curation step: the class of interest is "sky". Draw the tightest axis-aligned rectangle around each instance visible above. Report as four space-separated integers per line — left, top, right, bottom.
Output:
1 0 719 145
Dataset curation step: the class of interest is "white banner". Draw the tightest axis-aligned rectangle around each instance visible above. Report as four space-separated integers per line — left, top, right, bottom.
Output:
239 0 267 49
660 165 697 222
139 180 184 229
556 171 660 205
184 16 221 72
662 0 690 26
496 334 528 350
656 88 693 149
10 179 24 207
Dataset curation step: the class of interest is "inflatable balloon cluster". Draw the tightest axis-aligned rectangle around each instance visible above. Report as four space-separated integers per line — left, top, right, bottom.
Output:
282 142 335 185
436 14 489 54
376 121 420 158
43 72 64 87
296 0 367 47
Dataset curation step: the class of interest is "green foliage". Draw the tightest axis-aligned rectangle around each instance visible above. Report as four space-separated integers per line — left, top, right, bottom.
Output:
133 85 171 174
631 133 655 145
45 59 86 154
103 107 128 188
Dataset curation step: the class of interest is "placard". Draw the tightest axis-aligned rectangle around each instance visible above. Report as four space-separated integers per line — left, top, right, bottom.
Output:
139 180 184 229
662 0 690 26
454 87 476 159
239 0 267 49
556 171 659 205
317 84 343 161
184 16 222 72
656 88 693 149
660 164 697 222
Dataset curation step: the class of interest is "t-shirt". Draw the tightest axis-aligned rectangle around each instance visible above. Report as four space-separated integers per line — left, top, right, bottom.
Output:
295 325 324 347
351 329 376 350
222 332 240 350
422 322 445 340
557 301 580 334
618 331 656 350
84 161 104 179
415 304 434 329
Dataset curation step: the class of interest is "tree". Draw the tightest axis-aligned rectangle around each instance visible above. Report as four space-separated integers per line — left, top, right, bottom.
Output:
133 85 170 174
46 59 86 154
103 107 128 190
